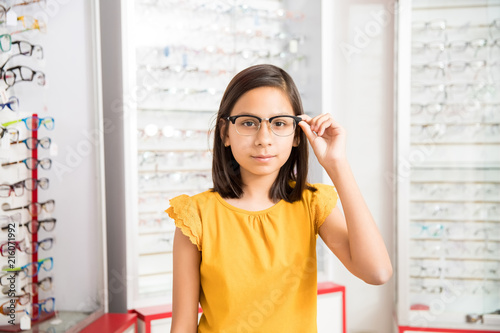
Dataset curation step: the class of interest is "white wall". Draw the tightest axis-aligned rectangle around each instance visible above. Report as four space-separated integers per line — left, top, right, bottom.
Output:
322 1 396 332
42 0 105 312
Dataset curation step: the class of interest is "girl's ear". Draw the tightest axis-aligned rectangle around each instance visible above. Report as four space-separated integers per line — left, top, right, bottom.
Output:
219 118 230 147
293 134 300 147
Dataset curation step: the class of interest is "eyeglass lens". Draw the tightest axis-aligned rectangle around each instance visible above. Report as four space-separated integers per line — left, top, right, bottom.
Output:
0 34 11 52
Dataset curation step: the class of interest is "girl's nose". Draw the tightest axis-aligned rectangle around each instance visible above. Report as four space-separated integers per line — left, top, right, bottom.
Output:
254 121 273 146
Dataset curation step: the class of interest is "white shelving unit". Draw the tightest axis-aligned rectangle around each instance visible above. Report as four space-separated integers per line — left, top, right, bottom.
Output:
395 0 500 331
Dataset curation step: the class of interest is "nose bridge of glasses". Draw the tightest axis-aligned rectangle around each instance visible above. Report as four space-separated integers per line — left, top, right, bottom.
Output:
255 117 275 136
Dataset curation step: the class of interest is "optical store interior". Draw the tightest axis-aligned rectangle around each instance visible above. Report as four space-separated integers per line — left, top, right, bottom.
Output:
0 0 499 332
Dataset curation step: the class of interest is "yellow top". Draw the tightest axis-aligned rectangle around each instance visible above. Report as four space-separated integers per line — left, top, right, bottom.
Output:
166 183 338 333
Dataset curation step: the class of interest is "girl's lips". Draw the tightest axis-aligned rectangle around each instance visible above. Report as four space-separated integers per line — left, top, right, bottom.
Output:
253 155 275 162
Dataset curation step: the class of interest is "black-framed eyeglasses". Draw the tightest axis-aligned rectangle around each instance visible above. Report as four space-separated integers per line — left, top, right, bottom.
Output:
1 199 55 216
11 40 43 59
0 96 19 111
1 157 52 170
11 136 51 149
22 218 56 233
0 218 56 234
1 65 45 89
225 114 302 137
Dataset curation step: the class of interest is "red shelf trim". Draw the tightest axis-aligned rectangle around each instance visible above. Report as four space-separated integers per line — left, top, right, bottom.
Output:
399 325 498 333
80 313 137 333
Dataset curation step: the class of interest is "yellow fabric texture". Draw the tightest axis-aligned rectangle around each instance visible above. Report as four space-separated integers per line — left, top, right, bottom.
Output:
166 183 338 332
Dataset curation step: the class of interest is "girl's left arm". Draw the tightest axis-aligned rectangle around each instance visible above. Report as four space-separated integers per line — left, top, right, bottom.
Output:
298 114 393 285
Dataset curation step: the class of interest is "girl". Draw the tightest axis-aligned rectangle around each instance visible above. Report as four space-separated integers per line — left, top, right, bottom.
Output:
166 64 392 332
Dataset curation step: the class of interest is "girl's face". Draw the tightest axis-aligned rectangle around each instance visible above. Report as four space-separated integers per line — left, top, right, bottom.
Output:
223 86 299 184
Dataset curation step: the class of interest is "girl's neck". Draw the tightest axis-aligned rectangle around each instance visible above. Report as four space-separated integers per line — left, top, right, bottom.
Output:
240 172 278 202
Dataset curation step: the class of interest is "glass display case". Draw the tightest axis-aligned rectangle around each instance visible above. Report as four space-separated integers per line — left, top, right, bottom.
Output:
395 0 500 331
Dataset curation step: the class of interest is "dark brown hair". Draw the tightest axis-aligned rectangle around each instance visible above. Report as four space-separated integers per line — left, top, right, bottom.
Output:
211 64 315 203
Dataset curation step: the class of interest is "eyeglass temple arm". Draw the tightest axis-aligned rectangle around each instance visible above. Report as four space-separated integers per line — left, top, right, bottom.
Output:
1 160 21 167
13 0 45 8
2 266 21 272
1 119 20 127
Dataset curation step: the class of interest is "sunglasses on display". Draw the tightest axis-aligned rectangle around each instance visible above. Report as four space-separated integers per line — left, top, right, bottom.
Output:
2 116 54 131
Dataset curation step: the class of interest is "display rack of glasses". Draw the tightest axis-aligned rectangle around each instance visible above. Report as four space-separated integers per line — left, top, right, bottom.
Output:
395 0 500 331
0 1 55 330
122 0 313 308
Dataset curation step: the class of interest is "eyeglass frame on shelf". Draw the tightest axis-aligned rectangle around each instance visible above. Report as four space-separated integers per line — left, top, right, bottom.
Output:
0 96 19 111
25 297 55 320
11 136 51 150
1 65 46 89
1 157 52 170
0 217 56 233
1 199 55 216
0 181 25 197
3 257 54 279
2 116 54 131
0 126 18 141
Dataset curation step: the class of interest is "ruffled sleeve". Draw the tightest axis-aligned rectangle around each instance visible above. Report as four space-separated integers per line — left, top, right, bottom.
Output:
311 183 338 234
165 194 202 251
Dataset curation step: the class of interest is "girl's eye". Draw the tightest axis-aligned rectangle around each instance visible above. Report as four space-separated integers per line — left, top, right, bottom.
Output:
273 121 286 127
240 120 258 127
